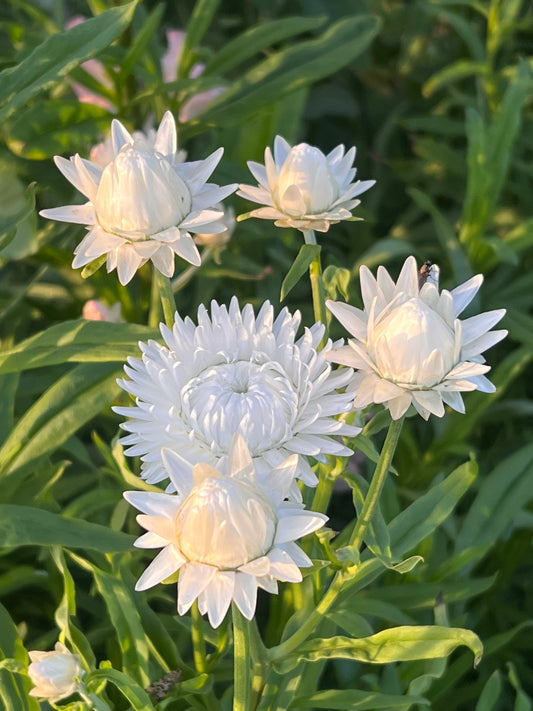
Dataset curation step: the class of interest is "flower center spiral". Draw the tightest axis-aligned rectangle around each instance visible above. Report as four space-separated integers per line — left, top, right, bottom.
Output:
180 359 299 456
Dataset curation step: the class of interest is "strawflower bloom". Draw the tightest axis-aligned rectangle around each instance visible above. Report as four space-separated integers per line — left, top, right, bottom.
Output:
115 297 359 496
237 135 375 232
124 434 327 627
40 111 236 285
28 642 84 703
325 256 507 420
89 126 187 168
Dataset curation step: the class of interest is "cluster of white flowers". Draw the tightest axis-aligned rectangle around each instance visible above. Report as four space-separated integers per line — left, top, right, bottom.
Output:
37 110 507 638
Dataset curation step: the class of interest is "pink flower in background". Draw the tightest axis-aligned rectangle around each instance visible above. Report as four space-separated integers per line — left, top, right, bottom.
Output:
82 300 123 322
161 30 226 123
67 17 117 113
68 21 224 123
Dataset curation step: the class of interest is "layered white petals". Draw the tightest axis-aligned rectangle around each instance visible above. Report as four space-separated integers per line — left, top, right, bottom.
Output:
238 135 374 233
40 111 236 284
327 257 507 420
28 643 84 703
116 297 359 489
125 436 327 627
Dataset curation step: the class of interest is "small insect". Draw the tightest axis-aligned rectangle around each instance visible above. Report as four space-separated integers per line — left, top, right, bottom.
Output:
418 260 439 290
146 669 182 701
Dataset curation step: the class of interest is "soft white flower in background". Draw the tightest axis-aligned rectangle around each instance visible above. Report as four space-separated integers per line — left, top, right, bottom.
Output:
237 135 375 233
115 297 359 497
194 205 235 249
40 111 236 285
28 642 84 703
82 299 123 322
124 434 327 627
326 256 507 420
162 30 226 123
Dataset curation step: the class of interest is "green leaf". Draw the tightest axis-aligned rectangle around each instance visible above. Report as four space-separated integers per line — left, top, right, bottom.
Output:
0 505 134 551
0 604 39 711
86 668 155 710
274 626 483 674
408 188 471 284
204 16 327 76
474 671 502 711
192 15 380 130
280 244 321 301
51 548 96 669
456 443 533 559
423 60 487 97
388 459 478 557
0 362 121 475
179 0 222 78
0 320 156 374
0 2 138 122
118 3 164 83
293 688 430 709
0 182 36 250
91 564 151 687
7 102 111 160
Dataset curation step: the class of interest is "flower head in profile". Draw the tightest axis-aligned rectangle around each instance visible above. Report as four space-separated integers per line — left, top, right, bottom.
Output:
326 257 507 420
115 297 359 497
28 642 84 703
237 135 375 233
124 434 327 627
40 111 236 285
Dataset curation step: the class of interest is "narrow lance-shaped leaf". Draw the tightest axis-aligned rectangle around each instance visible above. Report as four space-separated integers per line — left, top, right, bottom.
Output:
273 626 483 674
0 1 138 122
281 245 321 301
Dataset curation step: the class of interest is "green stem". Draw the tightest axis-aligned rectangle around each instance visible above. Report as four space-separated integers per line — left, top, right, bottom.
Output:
268 417 405 662
191 601 208 674
155 270 177 328
349 416 404 551
148 270 161 328
303 230 328 340
233 604 251 711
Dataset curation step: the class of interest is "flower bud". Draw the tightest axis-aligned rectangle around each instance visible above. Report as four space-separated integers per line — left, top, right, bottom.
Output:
176 475 276 568
28 642 84 703
94 145 191 238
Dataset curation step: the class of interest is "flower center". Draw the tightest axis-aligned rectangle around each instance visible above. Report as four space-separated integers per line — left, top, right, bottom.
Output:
180 359 299 456
94 144 191 239
371 297 456 388
275 144 338 215
175 476 276 568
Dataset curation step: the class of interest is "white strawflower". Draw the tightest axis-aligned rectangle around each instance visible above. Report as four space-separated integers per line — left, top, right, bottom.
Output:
325 256 507 420
28 642 84 703
194 205 235 249
40 111 236 285
124 434 327 627
89 127 187 168
114 297 359 497
237 135 375 232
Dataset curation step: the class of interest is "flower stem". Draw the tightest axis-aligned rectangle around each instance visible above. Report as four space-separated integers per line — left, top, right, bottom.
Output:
267 416 405 662
349 416 404 551
191 601 208 674
232 604 251 711
155 270 177 328
303 230 328 342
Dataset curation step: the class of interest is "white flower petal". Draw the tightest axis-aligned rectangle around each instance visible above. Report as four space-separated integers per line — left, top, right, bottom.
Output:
274 510 327 544
135 545 185 591
177 562 217 615
267 548 302 582
204 571 235 628
232 573 258 620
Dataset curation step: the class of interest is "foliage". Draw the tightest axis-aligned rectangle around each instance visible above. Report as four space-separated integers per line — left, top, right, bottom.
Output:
0 0 531 709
